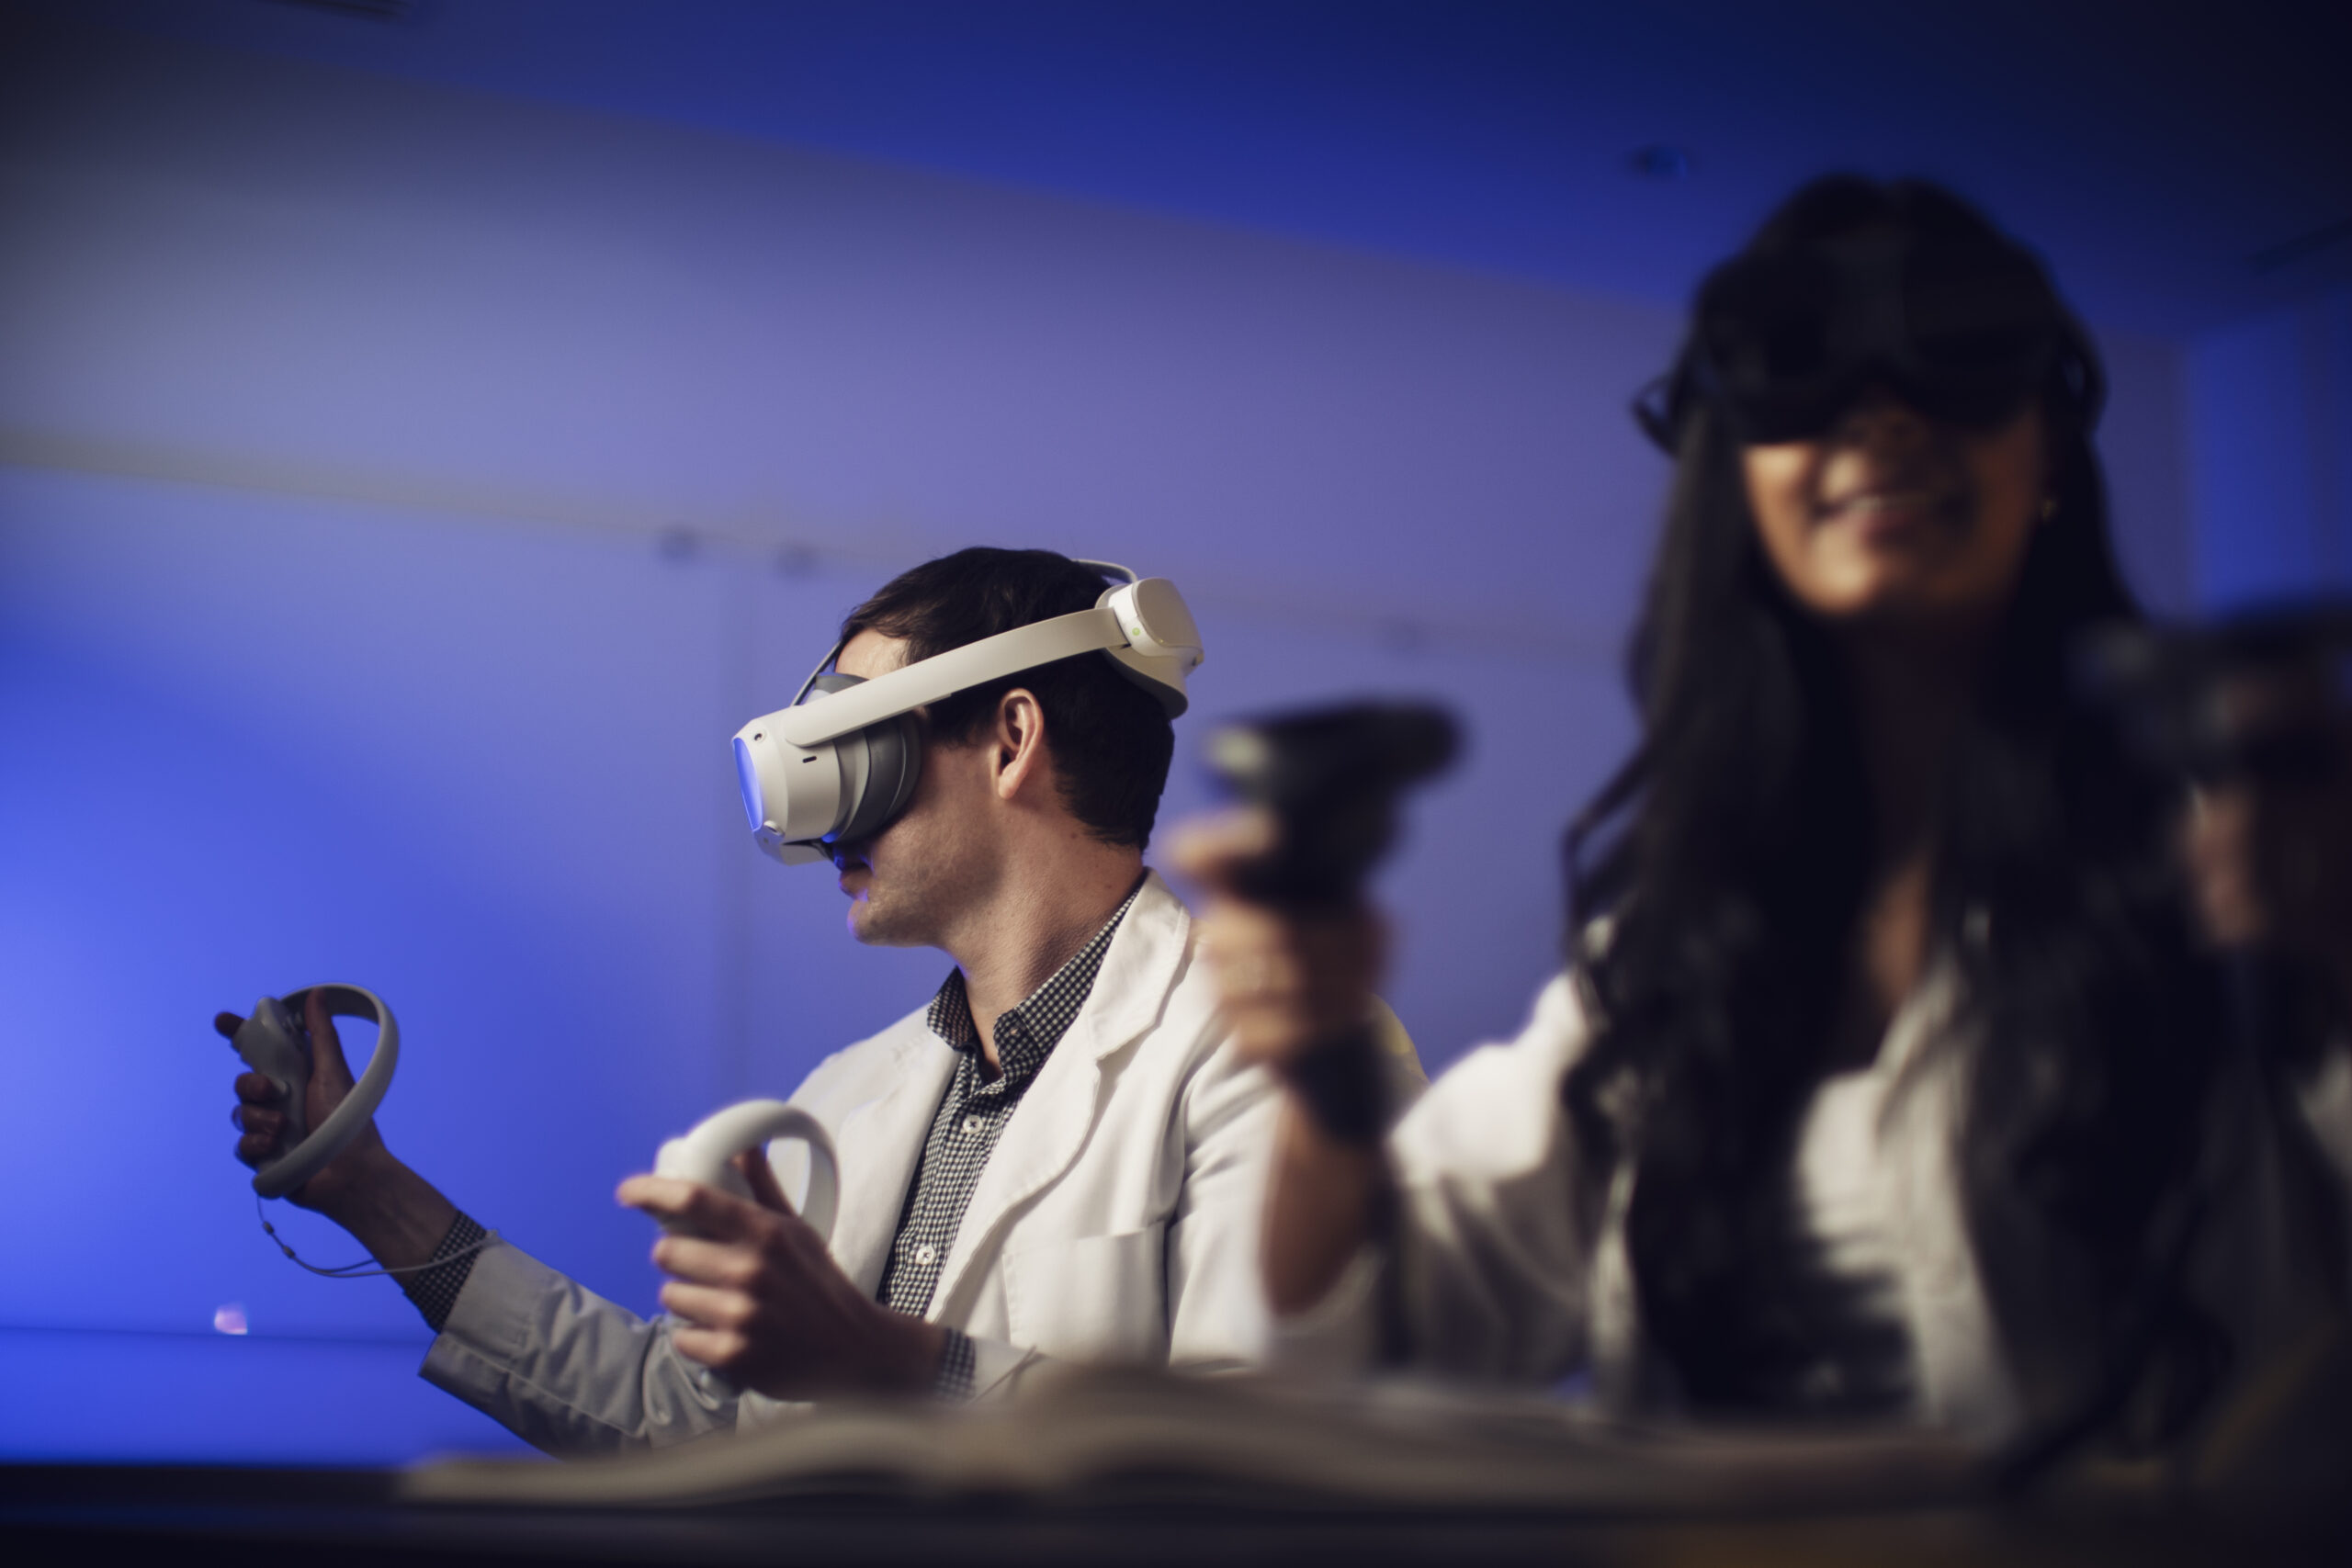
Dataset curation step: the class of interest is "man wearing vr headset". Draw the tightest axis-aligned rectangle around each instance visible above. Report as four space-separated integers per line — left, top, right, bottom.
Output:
227 548 1286 1448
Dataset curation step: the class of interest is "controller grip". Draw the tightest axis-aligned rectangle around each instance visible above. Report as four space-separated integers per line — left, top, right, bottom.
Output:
232 996 313 1151
653 1100 840 1245
229 985 400 1200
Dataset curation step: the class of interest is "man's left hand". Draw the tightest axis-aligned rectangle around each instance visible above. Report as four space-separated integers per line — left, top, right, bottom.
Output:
617 1153 944 1400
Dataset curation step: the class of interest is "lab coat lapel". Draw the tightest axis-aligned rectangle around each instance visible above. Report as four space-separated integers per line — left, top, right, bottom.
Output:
828 1024 958 1296
926 874 1191 1317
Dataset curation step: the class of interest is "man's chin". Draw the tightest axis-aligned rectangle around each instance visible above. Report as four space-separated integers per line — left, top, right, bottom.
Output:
845 901 918 948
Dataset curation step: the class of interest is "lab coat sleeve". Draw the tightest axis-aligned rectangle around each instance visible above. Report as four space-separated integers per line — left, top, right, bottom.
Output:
1162 1025 1283 1374
420 1239 739 1454
1275 974 1607 1383
2299 1040 2352 1192
2295 1039 2352 1293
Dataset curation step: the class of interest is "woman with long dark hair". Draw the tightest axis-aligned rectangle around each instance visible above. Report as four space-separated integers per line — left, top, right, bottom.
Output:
1177 175 2351 1450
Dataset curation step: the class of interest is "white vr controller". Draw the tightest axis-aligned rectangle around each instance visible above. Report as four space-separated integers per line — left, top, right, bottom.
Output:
653 1100 840 1244
230 984 400 1201
232 983 837 1247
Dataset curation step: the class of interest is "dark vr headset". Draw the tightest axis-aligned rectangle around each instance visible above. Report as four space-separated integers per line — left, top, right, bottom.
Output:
1635 226 2105 450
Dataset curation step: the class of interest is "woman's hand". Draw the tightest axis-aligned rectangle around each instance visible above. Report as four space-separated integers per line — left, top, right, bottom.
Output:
1168 807 1395 1316
1165 807 1387 1071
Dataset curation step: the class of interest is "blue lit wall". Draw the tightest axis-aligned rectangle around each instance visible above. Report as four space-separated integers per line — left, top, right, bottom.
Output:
2188 288 2352 609
0 17 2222 1464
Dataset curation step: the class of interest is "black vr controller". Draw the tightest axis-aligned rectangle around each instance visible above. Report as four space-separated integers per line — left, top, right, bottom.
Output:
1204 702 1459 907
2074 601 2352 787
1203 701 1457 1149
2073 601 2352 1093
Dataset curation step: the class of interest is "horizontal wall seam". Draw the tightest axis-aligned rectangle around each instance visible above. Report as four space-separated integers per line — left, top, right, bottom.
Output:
0 431 1624 666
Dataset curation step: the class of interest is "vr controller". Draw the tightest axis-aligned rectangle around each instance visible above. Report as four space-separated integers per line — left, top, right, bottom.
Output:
2075 602 2352 785
1202 702 1456 1147
231 987 836 1252
1205 701 1460 906
2074 603 2352 1083
653 1100 840 1244
229 985 400 1201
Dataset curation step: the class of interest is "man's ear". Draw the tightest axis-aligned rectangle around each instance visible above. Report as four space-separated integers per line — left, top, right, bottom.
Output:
989 687 1051 802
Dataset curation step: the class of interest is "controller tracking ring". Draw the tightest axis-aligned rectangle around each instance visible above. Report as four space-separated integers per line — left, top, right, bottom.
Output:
232 983 400 1201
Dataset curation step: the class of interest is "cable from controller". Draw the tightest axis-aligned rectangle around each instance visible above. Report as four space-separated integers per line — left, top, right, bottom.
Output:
254 1195 501 1280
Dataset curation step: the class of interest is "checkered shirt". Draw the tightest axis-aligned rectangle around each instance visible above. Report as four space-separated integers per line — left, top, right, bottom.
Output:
880 880 1144 1397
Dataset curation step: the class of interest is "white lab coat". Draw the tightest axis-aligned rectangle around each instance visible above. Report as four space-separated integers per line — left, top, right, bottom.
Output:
1282 966 2351 1445
420 872 1279 1453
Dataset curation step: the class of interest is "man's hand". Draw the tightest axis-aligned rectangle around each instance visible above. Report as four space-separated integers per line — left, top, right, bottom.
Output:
220 988 395 1216
217 990 454 1273
618 1152 944 1400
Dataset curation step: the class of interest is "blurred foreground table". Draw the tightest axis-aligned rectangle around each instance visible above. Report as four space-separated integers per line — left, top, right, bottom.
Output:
11 1360 2350 1565
8 1459 2350 1566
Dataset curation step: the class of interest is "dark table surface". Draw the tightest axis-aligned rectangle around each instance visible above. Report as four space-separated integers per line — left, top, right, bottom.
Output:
6 1461 2351 1568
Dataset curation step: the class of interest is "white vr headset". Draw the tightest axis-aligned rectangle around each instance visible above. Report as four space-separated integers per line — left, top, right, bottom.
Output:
732 561 1204 865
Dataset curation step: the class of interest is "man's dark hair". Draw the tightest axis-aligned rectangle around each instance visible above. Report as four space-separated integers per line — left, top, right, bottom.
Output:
840 547 1175 849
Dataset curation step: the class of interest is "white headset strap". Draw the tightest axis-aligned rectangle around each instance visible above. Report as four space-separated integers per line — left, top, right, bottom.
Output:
776 606 1130 748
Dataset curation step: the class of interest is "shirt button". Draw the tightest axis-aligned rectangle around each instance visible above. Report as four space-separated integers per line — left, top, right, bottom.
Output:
963 1115 985 1137
914 1243 938 1267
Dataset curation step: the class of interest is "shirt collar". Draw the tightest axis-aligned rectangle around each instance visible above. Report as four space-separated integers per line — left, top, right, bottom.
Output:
923 878 1146 1083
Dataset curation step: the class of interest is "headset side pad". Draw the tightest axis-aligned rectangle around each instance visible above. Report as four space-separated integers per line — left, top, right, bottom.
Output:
835 712 923 843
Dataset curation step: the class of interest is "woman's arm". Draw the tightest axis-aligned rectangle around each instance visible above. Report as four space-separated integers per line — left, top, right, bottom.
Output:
1170 812 1607 1386
1261 1100 1387 1314
1169 812 1394 1314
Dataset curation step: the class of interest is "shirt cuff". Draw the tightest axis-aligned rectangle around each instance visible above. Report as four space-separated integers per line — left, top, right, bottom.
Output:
400 1211 488 1333
933 1325 977 1400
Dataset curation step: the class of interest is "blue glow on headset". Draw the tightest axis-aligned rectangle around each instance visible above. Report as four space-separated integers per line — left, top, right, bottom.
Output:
732 736 764 831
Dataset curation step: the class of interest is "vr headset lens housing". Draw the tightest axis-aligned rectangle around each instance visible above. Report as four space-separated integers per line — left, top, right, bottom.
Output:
733 660 926 863
1657 229 2097 449
732 735 765 831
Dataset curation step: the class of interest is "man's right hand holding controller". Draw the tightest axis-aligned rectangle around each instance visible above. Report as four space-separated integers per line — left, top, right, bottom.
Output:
219 989 457 1274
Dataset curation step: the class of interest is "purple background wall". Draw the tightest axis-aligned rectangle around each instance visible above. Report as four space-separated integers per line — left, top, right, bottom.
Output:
0 2 2339 1462
2189 288 2352 606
